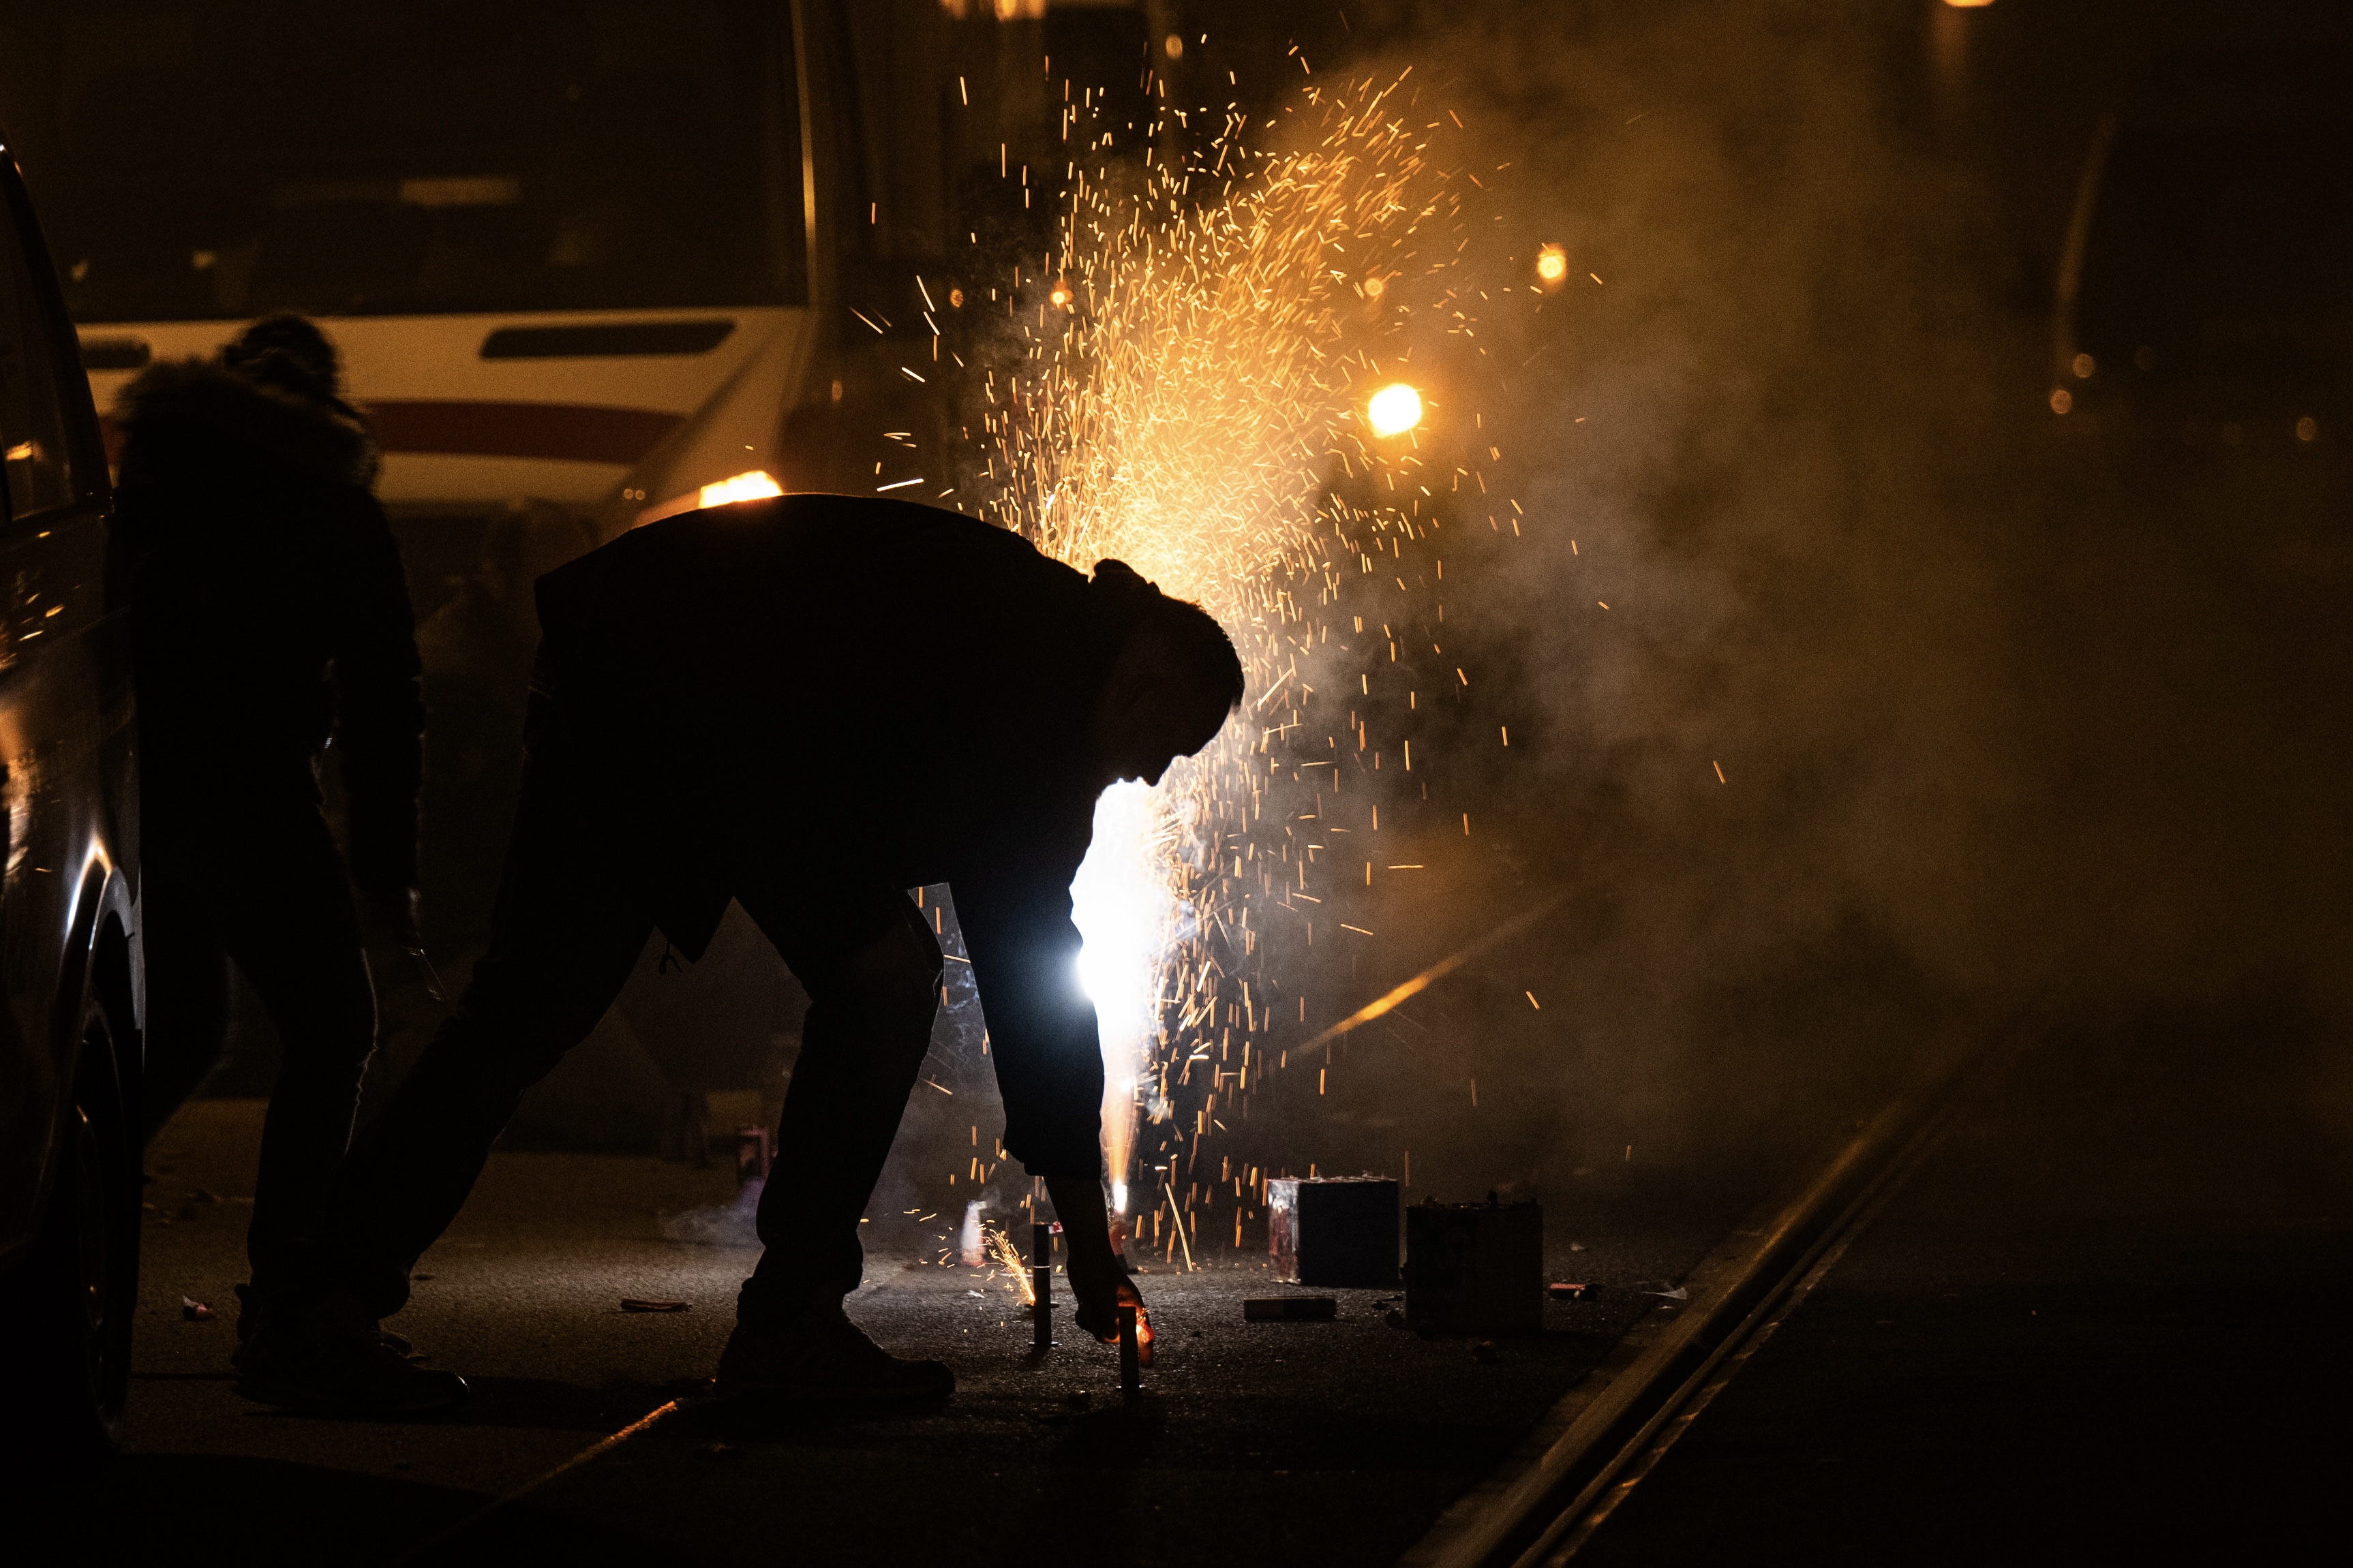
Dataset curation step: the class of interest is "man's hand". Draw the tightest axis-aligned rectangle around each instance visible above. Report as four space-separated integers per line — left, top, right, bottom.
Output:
1044 1175 1154 1366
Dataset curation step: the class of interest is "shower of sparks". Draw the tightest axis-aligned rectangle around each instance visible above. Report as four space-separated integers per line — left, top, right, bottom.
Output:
952 68 1509 1244
985 1223 1036 1306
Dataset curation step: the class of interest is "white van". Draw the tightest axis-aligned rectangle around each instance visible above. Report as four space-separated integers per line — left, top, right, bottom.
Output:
6 1 1157 548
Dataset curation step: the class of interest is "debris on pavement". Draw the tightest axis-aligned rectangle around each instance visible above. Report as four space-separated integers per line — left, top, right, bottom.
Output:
620 1297 692 1313
1547 1282 1591 1301
181 1297 214 1321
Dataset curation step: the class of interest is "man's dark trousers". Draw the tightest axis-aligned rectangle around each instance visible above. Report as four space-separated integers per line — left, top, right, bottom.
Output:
303 693 943 1327
142 797 379 1287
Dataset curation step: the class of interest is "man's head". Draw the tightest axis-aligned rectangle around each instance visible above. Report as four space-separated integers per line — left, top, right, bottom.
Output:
1090 561 1243 788
222 313 344 403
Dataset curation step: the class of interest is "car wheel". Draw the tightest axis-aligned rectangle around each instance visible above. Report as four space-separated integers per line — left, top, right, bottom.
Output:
0 996 140 1474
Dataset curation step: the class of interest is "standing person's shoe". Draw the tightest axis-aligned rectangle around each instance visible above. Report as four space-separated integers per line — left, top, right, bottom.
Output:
235 1282 412 1355
232 1300 466 1414
715 1301 954 1402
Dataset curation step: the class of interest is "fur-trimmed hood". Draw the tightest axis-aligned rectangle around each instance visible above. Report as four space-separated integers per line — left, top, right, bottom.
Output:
115 357 378 489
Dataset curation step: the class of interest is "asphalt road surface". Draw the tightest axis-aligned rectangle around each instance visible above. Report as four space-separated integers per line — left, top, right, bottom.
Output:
22 1098 1765 1566
23 999 2340 1565
1573 1002 2353 1565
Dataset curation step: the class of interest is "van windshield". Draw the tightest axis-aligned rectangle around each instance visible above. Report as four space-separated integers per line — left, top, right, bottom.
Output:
1 1 804 322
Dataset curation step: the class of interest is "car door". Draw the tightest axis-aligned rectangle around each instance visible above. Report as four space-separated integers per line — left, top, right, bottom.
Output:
0 137 134 1271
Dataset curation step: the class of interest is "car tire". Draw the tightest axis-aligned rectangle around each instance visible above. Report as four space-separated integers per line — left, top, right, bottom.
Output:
0 993 140 1475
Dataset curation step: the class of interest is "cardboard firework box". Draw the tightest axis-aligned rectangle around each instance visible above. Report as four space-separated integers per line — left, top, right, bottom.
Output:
1267 1175 1400 1288
1406 1197 1543 1333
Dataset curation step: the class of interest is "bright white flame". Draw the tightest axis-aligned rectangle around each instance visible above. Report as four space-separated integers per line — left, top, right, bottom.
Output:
1070 781 1173 1215
699 469 784 508
1366 382 1423 438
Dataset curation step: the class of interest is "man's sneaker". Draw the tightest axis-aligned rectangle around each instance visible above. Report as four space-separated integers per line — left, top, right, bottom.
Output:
714 1303 954 1402
232 1312 466 1414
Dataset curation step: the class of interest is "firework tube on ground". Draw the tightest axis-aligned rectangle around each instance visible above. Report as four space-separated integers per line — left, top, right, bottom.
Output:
1032 1220 1052 1349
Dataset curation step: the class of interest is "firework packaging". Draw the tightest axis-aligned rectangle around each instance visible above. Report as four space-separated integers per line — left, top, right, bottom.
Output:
1406 1195 1543 1334
1268 1175 1399 1287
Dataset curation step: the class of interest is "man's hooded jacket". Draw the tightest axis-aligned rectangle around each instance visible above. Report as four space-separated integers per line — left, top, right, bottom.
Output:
111 358 424 897
534 496 1161 1178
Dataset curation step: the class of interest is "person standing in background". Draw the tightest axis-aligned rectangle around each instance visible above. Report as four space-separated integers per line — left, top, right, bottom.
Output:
113 314 425 1344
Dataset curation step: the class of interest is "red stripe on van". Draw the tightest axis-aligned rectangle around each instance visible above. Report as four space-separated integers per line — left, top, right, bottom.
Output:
97 400 683 469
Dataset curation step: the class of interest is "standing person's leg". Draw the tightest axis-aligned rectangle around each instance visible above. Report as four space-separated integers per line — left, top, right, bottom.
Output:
134 829 233 1146
720 878 946 1398
211 807 378 1296
237 698 654 1411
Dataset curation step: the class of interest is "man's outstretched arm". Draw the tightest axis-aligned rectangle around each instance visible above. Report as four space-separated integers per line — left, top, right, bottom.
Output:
952 865 1137 1335
1044 1173 1144 1344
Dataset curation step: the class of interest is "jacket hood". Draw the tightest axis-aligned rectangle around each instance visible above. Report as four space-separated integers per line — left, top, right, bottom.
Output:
115 357 378 488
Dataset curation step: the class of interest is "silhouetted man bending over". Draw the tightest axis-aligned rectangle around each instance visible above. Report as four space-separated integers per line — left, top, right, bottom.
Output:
238 496 1241 1411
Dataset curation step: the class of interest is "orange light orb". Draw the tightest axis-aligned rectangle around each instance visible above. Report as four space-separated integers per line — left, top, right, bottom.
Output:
1535 245 1568 286
1366 382 1423 438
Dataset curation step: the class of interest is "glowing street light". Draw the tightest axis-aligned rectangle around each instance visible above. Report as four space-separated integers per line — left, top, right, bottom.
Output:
1365 381 1423 438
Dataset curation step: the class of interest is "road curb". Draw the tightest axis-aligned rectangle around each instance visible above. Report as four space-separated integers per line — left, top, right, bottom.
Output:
1401 1034 2022 1568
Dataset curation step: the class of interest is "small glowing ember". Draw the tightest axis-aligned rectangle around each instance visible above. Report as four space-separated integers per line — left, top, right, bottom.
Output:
1535 244 1568 287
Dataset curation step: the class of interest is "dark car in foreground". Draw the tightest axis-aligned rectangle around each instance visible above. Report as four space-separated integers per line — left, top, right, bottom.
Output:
0 134 144 1469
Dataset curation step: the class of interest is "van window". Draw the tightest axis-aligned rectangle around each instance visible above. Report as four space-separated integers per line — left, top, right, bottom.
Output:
0 189 78 523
